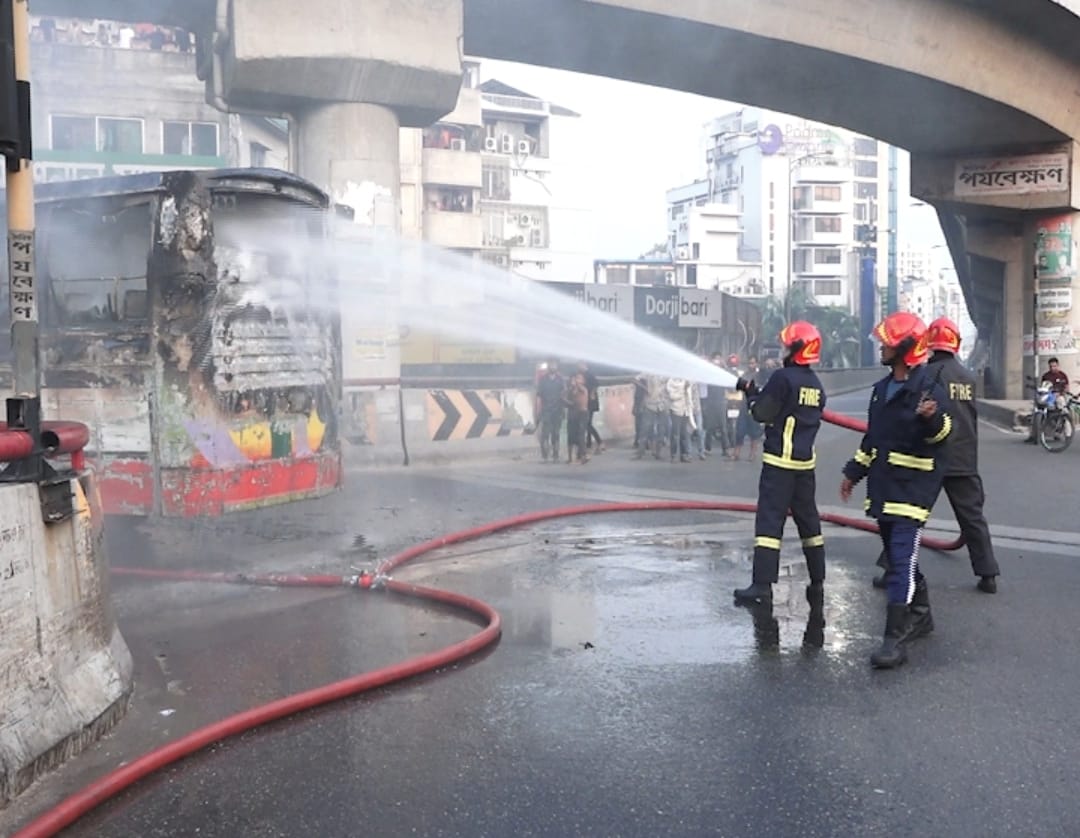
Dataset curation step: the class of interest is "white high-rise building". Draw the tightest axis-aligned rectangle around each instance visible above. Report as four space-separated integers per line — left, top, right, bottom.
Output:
695 107 896 313
665 180 763 296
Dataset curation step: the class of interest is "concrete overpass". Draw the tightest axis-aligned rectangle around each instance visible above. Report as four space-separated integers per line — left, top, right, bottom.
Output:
26 0 1080 396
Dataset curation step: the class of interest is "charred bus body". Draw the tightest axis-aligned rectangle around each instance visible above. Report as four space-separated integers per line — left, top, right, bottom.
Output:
0 169 342 516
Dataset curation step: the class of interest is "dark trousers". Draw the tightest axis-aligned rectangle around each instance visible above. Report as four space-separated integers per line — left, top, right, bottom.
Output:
669 413 691 459
567 408 588 460
878 520 924 606
943 474 1000 578
586 409 602 448
751 465 825 584
539 412 563 459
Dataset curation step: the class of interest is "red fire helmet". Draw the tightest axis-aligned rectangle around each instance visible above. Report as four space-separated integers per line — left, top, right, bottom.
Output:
872 311 929 367
779 320 822 365
926 317 961 354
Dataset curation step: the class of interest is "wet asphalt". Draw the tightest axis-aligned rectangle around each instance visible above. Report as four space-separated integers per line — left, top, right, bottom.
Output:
5 391 1080 838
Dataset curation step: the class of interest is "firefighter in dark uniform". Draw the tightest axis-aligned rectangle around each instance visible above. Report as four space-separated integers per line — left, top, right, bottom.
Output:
872 318 1000 593
732 321 827 605
840 312 952 669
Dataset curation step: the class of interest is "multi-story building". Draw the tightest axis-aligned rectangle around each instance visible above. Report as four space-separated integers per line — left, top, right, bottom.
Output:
25 16 288 184
696 107 896 314
399 78 484 254
398 62 593 282
664 180 763 296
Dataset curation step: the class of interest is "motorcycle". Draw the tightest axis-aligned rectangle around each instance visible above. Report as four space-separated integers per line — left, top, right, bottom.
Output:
1030 378 1078 453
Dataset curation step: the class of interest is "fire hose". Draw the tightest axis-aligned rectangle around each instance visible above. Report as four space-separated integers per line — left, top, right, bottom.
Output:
13 410 964 838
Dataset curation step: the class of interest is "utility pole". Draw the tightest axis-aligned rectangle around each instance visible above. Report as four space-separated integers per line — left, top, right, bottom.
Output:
1 0 43 480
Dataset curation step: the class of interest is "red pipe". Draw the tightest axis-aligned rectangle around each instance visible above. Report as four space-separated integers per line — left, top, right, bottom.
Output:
823 409 867 433
0 421 90 463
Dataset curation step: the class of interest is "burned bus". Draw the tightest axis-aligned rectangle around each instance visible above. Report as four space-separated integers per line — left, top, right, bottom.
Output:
0 169 342 516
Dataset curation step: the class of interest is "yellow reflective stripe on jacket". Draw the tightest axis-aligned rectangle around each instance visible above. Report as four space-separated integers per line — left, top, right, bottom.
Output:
881 502 931 522
886 452 935 471
754 536 782 550
925 413 952 444
853 447 875 467
782 416 795 461
801 535 825 548
762 452 816 470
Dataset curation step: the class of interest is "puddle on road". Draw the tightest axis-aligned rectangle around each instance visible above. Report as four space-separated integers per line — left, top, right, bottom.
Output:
417 521 867 666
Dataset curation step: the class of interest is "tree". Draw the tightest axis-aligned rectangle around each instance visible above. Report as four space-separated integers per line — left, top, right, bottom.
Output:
757 288 862 368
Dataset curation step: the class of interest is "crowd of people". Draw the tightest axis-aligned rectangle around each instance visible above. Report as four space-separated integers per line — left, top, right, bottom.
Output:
631 354 780 464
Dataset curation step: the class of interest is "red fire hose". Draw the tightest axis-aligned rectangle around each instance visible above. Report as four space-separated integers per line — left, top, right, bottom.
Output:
12 410 964 838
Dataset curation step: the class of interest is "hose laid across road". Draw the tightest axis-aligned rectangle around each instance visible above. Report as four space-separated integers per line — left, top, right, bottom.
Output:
13 410 964 838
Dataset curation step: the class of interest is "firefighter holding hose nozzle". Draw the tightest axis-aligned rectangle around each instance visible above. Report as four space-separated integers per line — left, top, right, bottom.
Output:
840 312 952 669
732 321 828 612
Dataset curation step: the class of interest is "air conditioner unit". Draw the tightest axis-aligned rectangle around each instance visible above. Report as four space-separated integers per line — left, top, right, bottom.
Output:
501 134 514 153
494 254 508 267
664 271 675 285
450 138 466 151
677 247 689 260
484 136 498 152
517 139 531 155
519 214 532 227
530 228 544 247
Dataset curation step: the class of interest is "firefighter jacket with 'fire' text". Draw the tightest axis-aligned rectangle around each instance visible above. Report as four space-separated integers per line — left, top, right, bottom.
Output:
927 350 978 476
843 364 952 524
747 363 826 470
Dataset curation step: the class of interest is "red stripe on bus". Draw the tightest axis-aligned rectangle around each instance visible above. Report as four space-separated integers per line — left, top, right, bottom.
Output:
160 451 343 518
97 459 155 516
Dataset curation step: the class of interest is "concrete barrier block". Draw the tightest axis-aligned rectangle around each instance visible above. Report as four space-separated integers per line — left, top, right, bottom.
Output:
0 476 133 808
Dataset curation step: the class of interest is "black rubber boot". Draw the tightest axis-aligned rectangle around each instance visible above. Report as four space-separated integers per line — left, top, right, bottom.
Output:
803 583 825 650
977 575 998 594
904 580 934 641
870 604 910 669
733 582 773 604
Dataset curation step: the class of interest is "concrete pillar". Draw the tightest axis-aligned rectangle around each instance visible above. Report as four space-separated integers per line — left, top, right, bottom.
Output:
297 102 401 231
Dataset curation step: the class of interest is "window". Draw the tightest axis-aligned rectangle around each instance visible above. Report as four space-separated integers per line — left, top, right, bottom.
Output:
815 248 843 265
51 115 95 152
43 201 152 326
854 203 869 222
813 185 842 202
97 118 143 153
50 114 144 155
426 186 473 213
815 217 842 233
856 182 878 200
482 161 511 201
814 279 843 296
164 121 219 156
854 137 878 157
854 160 878 179
692 243 700 260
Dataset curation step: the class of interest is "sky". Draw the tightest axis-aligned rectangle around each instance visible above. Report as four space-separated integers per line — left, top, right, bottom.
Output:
479 59 950 265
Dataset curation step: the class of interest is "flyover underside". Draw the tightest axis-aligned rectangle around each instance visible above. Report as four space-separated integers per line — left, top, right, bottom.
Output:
464 0 1066 156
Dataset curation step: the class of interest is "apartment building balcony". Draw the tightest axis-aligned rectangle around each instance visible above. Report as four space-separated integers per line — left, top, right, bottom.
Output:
424 210 483 250
422 147 482 189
